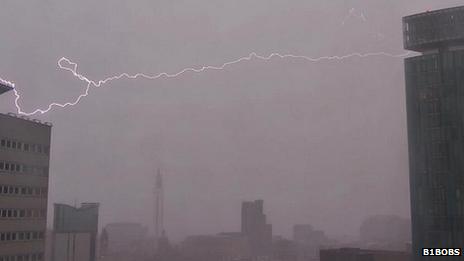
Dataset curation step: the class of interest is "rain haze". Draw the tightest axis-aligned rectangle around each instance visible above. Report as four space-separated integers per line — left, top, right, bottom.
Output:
0 0 461 244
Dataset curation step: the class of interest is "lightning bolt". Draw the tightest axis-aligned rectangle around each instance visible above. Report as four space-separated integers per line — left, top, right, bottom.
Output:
0 77 15 88
8 50 411 116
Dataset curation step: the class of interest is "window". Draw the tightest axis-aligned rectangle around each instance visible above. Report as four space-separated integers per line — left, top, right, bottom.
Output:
11 141 16 149
5 163 9 171
24 144 29 151
31 144 35 152
0 139 5 147
0 162 3 170
6 140 10 148
37 145 42 153
15 164 20 172
17 142 22 150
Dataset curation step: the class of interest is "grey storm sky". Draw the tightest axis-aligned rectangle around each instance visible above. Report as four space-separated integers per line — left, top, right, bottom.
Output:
0 0 461 242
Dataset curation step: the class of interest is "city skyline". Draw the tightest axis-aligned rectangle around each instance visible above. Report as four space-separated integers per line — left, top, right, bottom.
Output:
0 0 460 246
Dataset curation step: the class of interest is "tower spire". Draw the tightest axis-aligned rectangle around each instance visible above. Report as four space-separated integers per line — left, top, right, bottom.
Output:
154 168 164 245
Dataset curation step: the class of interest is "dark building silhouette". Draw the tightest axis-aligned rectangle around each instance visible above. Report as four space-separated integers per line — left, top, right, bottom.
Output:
241 200 272 257
52 203 99 261
0 106 51 261
320 248 410 261
403 5 464 259
0 83 13 95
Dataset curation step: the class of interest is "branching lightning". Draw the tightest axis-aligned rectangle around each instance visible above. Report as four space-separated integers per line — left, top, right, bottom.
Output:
7 51 411 116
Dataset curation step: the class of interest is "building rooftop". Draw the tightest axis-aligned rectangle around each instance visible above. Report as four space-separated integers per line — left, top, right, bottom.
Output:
0 82 13 95
403 5 464 52
0 112 52 127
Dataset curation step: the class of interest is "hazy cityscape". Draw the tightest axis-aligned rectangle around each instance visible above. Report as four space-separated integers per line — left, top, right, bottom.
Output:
1 1 464 261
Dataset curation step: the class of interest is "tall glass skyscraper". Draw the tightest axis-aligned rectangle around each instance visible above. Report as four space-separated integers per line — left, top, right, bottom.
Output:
403 6 464 260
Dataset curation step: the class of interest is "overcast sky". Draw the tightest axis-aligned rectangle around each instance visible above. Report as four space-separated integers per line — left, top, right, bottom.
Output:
0 0 462 242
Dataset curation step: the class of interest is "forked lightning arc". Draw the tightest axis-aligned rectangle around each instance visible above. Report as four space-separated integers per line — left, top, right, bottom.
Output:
1 50 411 116
0 7 411 116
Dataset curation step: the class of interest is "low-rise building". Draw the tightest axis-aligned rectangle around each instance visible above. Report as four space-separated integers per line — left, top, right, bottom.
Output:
51 203 99 261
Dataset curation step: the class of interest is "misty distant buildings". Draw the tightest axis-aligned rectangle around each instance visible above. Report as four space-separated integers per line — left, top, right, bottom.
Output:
359 215 410 251
293 224 329 261
100 222 148 257
272 236 298 261
0 111 51 261
403 5 464 258
180 232 250 261
52 203 99 261
241 200 273 257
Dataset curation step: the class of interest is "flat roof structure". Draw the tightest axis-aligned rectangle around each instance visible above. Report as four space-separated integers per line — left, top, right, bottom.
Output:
0 82 13 96
403 5 464 52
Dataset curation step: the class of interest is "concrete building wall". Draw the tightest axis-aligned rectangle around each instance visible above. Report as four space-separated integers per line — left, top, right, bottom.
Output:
53 233 91 261
0 113 51 261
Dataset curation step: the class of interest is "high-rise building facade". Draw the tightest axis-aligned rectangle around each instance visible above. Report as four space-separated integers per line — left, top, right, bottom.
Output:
0 107 52 261
403 6 464 259
241 200 272 257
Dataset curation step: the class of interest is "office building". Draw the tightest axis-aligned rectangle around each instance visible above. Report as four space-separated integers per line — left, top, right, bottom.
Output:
403 5 464 258
0 97 52 261
52 203 99 261
241 200 272 257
